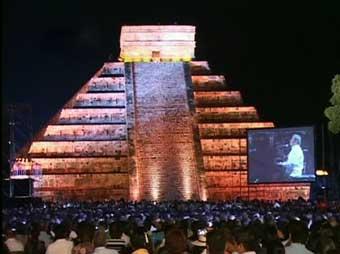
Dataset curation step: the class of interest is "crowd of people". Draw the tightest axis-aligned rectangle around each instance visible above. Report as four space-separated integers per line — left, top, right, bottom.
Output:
2 198 340 254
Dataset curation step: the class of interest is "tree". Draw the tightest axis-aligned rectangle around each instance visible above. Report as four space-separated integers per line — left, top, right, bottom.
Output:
325 74 340 134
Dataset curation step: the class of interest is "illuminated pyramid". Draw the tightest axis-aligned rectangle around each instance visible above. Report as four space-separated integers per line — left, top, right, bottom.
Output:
22 26 310 201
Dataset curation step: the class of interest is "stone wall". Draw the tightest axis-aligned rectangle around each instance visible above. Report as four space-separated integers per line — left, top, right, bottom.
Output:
29 62 130 200
43 125 126 141
32 158 128 174
191 63 310 201
133 62 200 200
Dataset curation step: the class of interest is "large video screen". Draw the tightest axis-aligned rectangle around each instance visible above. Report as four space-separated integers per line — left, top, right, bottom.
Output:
248 126 315 183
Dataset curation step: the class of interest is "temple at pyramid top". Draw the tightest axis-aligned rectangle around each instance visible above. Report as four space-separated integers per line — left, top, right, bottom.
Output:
119 25 196 62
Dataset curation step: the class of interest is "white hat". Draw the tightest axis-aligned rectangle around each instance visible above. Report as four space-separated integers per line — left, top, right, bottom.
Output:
191 235 206 247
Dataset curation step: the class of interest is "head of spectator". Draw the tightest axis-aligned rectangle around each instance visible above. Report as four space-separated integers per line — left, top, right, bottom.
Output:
4 226 25 253
265 239 285 254
288 220 309 244
206 229 226 254
109 222 123 239
53 223 69 240
130 231 149 254
78 222 95 243
94 229 107 248
316 237 337 254
165 228 188 254
223 231 238 254
276 220 290 246
234 229 259 254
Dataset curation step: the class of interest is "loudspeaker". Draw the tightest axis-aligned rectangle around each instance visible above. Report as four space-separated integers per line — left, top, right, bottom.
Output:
12 179 34 197
2 179 10 197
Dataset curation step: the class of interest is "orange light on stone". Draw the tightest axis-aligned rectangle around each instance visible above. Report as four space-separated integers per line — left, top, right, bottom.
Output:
22 24 311 201
192 75 225 84
196 106 257 113
150 166 160 201
129 174 140 201
200 186 207 201
120 26 195 62
179 159 193 200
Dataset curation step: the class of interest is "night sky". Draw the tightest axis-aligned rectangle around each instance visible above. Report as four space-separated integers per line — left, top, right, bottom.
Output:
3 1 340 134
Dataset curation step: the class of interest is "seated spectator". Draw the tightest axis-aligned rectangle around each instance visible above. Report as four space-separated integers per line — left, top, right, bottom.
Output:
38 222 53 248
93 229 118 254
46 223 73 254
4 227 24 253
72 222 95 254
285 220 313 254
24 224 45 254
160 228 189 254
2 240 10 254
223 231 238 254
264 239 285 254
206 229 226 254
106 222 128 252
15 223 28 248
315 236 337 254
189 221 207 254
276 220 291 247
130 231 150 254
234 229 260 254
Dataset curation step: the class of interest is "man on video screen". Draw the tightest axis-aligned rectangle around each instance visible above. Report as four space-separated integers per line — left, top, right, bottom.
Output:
277 134 304 178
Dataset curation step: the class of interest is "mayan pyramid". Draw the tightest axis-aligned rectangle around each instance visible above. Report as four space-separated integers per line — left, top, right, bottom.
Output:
19 26 310 201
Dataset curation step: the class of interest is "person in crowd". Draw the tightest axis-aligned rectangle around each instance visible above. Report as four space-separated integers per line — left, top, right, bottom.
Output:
106 222 129 252
24 224 45 254
315 236 337 254
276 220 291 247
72 222 95 254
4 226 25 253
2 240 10 254
206 229 226 254
45 223 73 254
234 229 260 254
93 229 118 254
38 222 53 248
189 221 207 254
285 220 314 254
160 228 189 254
130 231 150 254
264 239 285 254
15 223 28 248
223 230 238 254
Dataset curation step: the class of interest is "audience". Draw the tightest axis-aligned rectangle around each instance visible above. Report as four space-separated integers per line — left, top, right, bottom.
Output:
2 198 340 254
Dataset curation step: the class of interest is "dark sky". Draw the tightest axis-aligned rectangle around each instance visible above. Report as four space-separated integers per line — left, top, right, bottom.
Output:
2 1 340 134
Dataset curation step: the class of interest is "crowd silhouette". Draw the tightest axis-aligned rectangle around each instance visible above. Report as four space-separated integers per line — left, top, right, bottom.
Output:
2 198 340 254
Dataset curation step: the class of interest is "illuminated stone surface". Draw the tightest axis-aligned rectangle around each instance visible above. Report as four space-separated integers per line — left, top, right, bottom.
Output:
22 25 310 201
120 26 195 61
132 63 200 200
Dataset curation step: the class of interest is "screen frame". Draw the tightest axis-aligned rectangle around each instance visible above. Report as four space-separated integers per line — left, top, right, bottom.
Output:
247 125 316 184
